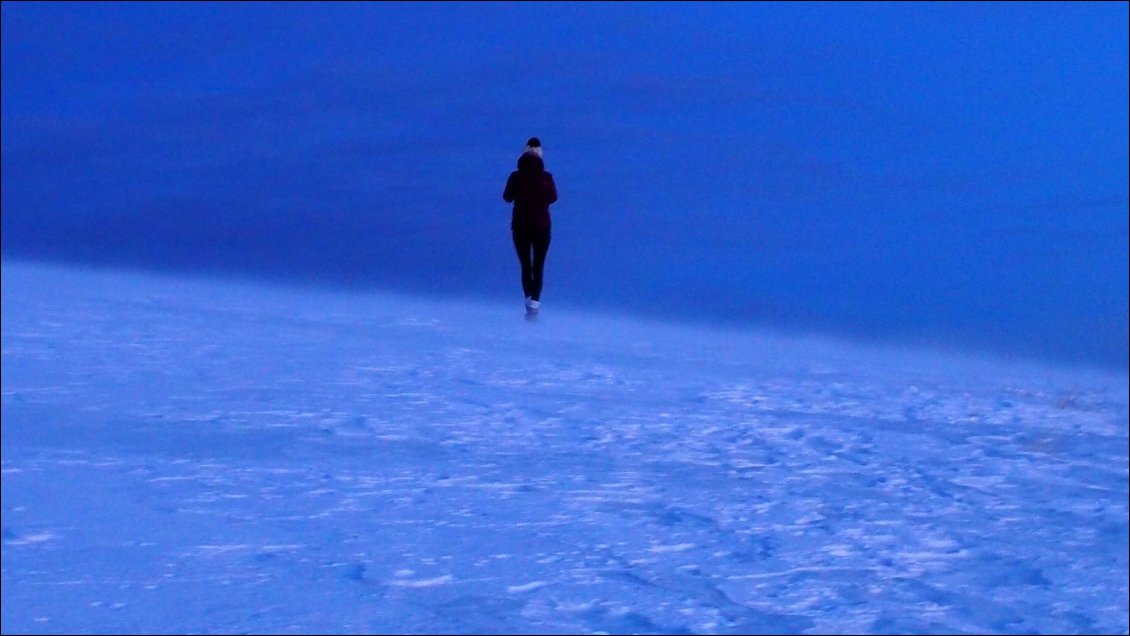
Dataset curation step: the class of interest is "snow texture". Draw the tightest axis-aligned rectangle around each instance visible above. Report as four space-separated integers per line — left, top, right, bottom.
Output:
2 262 1127 634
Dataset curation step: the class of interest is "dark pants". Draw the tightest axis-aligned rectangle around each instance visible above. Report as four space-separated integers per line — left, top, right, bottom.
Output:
512 228 551 301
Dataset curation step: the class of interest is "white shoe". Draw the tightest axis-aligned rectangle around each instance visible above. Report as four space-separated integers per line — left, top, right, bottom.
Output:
525 298 540 311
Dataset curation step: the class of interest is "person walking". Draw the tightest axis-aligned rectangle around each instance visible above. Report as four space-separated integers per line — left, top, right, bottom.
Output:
503 137 557 317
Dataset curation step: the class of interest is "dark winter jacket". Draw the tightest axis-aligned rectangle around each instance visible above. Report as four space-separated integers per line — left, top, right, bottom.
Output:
503 152 557 233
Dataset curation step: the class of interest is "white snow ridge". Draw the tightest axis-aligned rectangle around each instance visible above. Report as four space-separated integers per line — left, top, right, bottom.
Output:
2 261 1127 634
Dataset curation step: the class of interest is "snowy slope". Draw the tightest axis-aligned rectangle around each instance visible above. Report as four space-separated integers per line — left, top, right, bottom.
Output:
2 261 1127 634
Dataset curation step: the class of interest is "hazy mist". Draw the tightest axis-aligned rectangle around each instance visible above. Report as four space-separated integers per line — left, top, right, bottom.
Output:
3 1 1127 369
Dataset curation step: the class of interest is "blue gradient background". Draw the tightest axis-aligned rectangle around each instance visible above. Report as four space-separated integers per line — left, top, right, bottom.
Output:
2 1 1127 370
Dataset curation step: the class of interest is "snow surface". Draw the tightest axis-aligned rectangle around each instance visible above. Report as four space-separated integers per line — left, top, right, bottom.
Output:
2 261 1127 635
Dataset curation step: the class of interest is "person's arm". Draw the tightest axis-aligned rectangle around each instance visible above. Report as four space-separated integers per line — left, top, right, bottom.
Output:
545 173 558 205
503 172 517 203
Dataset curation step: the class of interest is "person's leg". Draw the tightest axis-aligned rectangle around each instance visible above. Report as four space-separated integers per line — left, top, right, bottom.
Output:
529 229 551 301
512 230 534 299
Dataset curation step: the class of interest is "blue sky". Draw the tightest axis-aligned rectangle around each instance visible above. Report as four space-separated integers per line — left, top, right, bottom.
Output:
2 1 1127 369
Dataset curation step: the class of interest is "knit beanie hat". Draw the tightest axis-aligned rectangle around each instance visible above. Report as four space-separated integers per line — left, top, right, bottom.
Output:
523 136 543 158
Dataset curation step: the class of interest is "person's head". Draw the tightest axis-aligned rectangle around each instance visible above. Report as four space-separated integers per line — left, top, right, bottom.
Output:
523 136 543 158
517 150 544 172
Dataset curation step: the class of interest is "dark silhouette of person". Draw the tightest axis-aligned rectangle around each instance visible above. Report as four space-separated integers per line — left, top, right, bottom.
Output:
503 137 557 315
